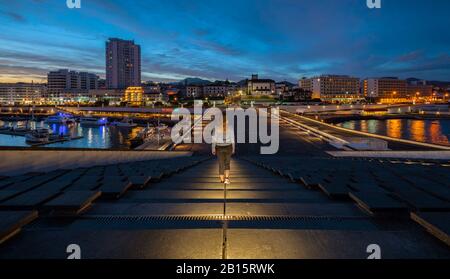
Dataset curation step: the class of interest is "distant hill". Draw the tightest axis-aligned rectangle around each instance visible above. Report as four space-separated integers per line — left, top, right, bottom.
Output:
427 80 450 88
406 77 450 88
277 81 295 87
178 77 212 86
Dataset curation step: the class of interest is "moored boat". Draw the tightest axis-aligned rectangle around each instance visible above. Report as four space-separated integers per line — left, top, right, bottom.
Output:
25 129 50 144
110 117 137 128
80 116 108 127
44 113 76 124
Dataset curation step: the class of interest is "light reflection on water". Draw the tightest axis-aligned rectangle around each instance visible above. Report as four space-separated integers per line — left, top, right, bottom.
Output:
338 119 450 146
0 121 142 149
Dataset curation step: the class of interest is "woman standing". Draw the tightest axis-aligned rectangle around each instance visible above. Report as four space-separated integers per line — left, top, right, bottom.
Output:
212 124 235 184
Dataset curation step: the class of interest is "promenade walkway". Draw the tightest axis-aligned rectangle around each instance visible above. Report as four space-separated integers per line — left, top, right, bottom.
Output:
280 111 450 151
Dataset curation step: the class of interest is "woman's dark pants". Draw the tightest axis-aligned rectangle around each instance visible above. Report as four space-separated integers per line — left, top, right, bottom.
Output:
216 145 232 175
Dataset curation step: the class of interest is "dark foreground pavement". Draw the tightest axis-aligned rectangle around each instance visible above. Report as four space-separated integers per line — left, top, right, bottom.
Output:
0 157 449 259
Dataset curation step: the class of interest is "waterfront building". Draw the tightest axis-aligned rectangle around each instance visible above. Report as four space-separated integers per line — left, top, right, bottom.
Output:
79 72 99 90
406 79 433 100
247 74 276 96
88 89 124 104
363 77 408 103
300 75 360 103
47 69 77 100
47 69 99 103
106 38 141 89
123 86 144 106
0 83 47 105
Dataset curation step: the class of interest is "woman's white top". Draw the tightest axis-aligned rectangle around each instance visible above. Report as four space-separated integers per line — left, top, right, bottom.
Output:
212 129 235 149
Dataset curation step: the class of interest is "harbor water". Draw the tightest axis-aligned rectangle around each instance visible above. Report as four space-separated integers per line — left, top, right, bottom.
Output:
0 120 143 149
336 119 450 147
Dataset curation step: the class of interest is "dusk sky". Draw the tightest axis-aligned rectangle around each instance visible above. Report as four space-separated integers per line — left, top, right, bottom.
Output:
0 0 449 83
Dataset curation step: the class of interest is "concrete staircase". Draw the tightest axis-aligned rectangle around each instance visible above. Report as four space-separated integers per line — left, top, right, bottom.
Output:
0 158 449 259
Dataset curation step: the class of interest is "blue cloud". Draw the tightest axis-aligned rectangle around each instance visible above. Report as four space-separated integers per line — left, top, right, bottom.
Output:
0 0 449 82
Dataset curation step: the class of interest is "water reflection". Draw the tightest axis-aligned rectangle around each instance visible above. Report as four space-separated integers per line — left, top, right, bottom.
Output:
386 119 402 139
360 120 368 133
410 120 425 143
337 119 450 146
0 121 142 149
367 120 378 134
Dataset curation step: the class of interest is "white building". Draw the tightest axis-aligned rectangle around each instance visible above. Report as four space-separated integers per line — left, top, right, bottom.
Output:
47 69 99 103
300 75 360 103
0 83 46 105
106 38 141 89
247 74 276 96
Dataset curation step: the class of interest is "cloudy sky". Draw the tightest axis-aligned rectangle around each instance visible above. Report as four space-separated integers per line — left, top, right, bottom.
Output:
0 0 449 83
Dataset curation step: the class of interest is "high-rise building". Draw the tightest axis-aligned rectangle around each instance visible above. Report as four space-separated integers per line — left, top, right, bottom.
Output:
106 38 141 89
79 72 99 90
300 75 360 102
47 69 78 99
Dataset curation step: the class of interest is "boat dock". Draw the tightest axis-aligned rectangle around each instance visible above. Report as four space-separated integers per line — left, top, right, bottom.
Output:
0 129 84 146
0 130 30 136
29 136 84 147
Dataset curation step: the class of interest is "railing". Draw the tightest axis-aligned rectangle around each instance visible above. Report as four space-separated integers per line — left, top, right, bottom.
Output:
282 110 450 151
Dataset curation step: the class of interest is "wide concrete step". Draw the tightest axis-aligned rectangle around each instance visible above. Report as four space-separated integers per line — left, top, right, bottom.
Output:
0 190 60 210
168 177 290 183
0 211 38 245
411 212 450 247
44 191 102 216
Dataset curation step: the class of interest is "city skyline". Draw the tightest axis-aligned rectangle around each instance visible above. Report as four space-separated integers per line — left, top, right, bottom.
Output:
0 0 450 83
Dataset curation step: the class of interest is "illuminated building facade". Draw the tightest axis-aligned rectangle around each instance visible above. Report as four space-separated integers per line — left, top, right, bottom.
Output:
363 78 407 103
47 69 98 103
123 86 144 106
247 74 276 96
298 77 313 92
406 80 433 100
300 75 360 103
0 83 46 105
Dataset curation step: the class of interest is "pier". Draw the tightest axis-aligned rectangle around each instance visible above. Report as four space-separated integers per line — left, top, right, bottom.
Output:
0 129 84 147
29 136 84 147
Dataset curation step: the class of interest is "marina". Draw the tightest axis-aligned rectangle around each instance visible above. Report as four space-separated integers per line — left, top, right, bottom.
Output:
0 115 173 150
